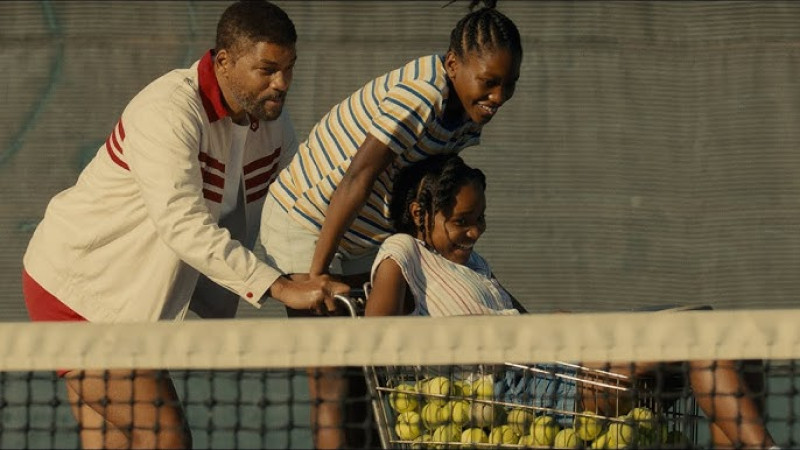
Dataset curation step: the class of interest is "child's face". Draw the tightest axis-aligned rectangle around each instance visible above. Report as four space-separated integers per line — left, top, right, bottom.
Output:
422 181 487 265
446 48 520 125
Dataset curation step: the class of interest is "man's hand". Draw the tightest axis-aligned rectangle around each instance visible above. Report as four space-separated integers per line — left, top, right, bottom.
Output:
268 275 350 314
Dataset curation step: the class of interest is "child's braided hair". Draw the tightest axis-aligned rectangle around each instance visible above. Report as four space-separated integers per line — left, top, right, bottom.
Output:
447 0 522 61
390 155 487 242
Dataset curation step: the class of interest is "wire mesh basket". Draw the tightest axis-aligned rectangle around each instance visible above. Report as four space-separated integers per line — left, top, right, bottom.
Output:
367 362 698 449
336 293 700 449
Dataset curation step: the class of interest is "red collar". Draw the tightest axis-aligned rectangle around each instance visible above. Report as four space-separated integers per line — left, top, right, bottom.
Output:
197 50 229 122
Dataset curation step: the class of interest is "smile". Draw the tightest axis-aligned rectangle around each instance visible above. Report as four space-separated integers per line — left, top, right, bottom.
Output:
477 104 498 115
454 242 474 251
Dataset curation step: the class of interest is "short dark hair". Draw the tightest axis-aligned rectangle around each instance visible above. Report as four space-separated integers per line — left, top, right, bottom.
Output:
216 0 297 56
448 0 522 61
391 154 487 238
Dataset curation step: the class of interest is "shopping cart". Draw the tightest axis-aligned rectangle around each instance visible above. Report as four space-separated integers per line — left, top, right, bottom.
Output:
335 291 700 449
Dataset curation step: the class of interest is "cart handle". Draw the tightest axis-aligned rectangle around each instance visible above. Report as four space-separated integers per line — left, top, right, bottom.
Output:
334 285 368 318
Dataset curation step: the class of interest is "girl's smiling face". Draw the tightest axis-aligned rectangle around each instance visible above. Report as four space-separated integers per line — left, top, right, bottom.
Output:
415 180 487 265
445 48 520 125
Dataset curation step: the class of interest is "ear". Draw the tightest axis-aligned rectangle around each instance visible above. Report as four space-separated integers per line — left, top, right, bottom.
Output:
215 48 231 72
409 201 423 227
444 50 460 79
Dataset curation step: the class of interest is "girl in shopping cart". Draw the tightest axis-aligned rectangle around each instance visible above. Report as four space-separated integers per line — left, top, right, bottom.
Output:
365 154 778 449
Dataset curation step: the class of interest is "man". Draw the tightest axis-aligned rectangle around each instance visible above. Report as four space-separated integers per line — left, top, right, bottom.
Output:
21 1 346 448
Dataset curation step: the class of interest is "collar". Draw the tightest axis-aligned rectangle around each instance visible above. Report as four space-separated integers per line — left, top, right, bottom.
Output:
197 50 229 123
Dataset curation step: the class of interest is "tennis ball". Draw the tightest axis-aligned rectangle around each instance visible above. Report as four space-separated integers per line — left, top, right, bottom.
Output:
410 433 431 450
448 400 471 426
460 427 489 444
452 380 472 397
395 411 422 440
628 406 655 430
553 428 583 449
389 383 420 413
605 435 628 449
415 378 428 393
529 415 560 447
574 410 605 441
423 376 452 405
421 402 449 430
488 424 519 445
518 433 536 447
471 374 495 399
506 407 535 436
431 423 462 449
605 422 635 448
470 401 505 428
589 431 609 449
637 426 657 447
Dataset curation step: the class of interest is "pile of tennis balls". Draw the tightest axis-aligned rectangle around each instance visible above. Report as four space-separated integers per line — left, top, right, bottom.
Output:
388 375 690 449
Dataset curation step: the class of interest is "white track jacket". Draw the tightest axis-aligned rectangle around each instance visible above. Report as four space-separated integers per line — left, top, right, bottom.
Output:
23 51 296 322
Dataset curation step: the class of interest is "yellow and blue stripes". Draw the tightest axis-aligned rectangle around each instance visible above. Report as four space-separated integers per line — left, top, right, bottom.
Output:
271 55 482 255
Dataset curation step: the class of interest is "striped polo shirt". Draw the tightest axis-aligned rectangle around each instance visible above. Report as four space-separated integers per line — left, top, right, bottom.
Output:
371 234 519 316
270 54 483 255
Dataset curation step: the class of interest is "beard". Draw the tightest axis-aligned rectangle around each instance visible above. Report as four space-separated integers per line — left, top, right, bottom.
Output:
230 84 285 122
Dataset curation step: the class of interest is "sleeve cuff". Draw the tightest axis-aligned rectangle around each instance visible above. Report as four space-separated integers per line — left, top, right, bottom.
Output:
241 262 284 308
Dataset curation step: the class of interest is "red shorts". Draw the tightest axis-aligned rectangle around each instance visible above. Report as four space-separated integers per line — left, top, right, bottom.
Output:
22 269 86 377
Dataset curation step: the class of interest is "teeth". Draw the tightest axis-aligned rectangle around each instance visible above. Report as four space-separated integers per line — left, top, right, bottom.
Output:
479 104 497 114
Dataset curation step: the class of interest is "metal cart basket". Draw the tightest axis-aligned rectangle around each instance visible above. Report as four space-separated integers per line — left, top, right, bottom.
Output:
336 292 700 449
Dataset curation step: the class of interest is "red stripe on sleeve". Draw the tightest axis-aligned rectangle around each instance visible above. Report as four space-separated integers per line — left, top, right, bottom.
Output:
117 119 125 140
105 137 130 171
111 128 123 154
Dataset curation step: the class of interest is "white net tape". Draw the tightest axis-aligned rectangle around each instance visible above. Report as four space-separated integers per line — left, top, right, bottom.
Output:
2 308 798 371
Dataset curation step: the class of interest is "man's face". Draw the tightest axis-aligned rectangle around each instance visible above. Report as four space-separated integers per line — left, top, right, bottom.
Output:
218 40 296 122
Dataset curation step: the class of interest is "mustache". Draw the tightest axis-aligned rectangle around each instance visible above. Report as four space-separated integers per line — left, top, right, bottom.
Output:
261 92 285 102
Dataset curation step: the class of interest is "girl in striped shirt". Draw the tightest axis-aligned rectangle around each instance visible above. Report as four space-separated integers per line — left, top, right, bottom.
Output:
368 155 777 450
259 0 523 288
257 2 523 447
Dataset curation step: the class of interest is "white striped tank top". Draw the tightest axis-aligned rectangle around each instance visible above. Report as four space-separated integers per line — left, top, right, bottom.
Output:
371 234 519 317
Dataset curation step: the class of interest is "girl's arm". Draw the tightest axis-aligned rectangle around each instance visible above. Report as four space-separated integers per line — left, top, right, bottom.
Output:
309 134 396 276
365 258 408 316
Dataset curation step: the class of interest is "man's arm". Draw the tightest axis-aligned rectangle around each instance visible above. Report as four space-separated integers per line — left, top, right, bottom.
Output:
268 275 349 313
124 98 335 311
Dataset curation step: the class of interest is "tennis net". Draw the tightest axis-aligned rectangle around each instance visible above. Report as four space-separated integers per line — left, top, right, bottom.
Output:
1 303 798 448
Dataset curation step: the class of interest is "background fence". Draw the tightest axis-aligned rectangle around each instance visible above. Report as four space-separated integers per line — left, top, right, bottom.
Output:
1 1 800 321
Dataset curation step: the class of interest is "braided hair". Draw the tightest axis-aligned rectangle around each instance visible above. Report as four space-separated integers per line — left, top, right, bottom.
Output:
447 0 522 61
391 155 487 243
216 0 297 57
